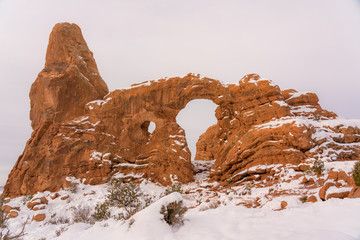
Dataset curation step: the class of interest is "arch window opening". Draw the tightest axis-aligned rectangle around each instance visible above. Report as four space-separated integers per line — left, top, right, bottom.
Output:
176 99 218 161
148 121 156 134
141 121 156 134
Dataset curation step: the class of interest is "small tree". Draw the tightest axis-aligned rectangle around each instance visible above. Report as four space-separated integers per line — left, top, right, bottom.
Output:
352 161 360 186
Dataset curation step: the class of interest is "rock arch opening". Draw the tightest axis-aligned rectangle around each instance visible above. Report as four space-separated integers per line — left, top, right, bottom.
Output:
176 99 218 160
141 121 156 134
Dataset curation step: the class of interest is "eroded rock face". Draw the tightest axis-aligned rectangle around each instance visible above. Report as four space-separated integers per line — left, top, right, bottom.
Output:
3 23 360 198
30 23 108 130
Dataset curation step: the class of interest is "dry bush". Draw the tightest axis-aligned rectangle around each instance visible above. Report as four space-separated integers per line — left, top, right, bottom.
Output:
71 205 93 224
68 182 79 194
240 185 252 196
199 201 219 211
48 215 70 225
160 200 187 227
55 226 67 237
21 195 33 205
0 198 28 240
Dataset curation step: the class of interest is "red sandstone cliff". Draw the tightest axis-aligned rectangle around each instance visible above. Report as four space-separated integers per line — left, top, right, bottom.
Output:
3 23 360 198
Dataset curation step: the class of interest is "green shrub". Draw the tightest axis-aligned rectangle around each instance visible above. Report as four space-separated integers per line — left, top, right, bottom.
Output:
312 158 324 175
106 178 142 219
92 202 110 221
160 200 187 227
352 161 360 186
226 179 232 185
299 196 308 203
164 182 183 196
93 178 144 221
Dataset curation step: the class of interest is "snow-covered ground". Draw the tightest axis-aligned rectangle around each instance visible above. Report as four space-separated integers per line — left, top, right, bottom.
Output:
3 160 360 240
9 194 360 240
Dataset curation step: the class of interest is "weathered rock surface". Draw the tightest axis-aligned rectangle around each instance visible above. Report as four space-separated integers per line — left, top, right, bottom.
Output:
32 213 46 222
30 23 108 130
306 195 318 203
349 187 360 198
3 23 360 198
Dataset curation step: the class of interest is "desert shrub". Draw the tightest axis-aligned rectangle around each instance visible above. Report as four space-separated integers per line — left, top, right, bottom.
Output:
92 202 110 221
352 161 360 186
68 182 79 194
48 215 70 225
299 195 308 203
240 185 252 196
106 178 143 219
312 158 324 175
93 178 144 221
164 182 183 196
55 226 67 237
71 205 93 224
226 179 232 186
0 198 27 240
160 200 187 227
0 199 7 229
199 201 219 211
21 194 33 205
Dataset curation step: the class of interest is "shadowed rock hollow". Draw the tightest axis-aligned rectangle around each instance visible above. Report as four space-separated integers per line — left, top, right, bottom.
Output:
3 23 360 198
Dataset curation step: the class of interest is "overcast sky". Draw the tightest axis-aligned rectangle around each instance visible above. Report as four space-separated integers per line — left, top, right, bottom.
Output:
0 0 360 186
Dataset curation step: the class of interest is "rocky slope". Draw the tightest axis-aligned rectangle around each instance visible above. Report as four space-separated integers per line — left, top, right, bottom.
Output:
3 23 360 203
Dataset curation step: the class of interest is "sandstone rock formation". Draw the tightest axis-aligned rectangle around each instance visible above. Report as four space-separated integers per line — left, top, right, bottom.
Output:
30 23 109 130
3 23 360 198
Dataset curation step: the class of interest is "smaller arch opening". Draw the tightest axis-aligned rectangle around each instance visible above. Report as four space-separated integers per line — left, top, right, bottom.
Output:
148 121 156 134
141 121 156 134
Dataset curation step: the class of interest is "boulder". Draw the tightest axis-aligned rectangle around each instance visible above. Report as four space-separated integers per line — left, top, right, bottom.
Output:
326 190 350 200
1 205 12 213
27 197 48 209
32 213 46 222
50 193 60 200
349 187 360 198
319 182 336 201
8 211 19 218
280 201 288 209
306 195 318 203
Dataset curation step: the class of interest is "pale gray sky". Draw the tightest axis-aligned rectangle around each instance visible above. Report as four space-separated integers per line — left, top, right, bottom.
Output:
0 0 360 185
